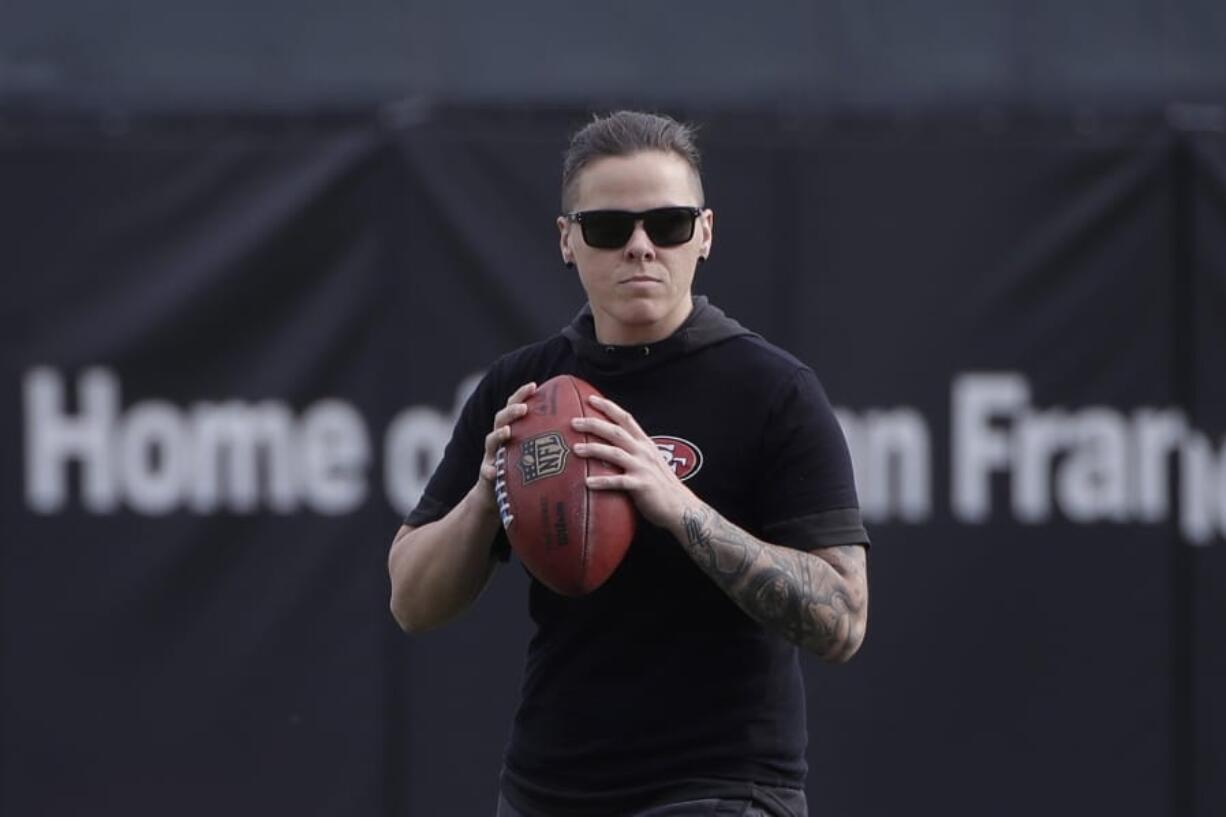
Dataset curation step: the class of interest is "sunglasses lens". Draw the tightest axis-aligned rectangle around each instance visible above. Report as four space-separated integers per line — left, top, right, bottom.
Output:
575 207 699 249
580 213 636 249
643 208 697 246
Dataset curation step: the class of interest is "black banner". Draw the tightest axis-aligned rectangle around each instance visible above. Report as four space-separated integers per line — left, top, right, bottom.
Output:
1 112 1223 816
1189 130 1226 817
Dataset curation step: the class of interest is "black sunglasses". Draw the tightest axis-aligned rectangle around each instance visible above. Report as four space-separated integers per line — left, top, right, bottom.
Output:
565 206 704 249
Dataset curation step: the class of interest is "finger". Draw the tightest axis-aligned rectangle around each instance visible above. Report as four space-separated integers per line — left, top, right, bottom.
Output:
585 473 634 491
483 424 513 458
571 415 637 446
573 441 636 469
588 395 645 435
493 401 530 429
506 381 537 407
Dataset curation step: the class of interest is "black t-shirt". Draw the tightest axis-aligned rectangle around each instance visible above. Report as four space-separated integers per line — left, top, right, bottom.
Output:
408 298 868 816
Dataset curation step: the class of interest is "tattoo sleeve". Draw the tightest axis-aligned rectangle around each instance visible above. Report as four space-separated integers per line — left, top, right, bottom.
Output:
677 504 868 661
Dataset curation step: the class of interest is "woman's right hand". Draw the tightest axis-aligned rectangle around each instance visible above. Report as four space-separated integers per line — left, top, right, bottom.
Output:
476 381 538 513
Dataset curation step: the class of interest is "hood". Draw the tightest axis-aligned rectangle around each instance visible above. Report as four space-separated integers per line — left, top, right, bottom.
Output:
561 295 756 376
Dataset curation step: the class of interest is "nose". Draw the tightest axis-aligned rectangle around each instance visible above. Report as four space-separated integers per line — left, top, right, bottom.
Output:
623 220 656 261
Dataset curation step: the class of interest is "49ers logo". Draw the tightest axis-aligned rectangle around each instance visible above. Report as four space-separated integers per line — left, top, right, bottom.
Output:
652 435 703 481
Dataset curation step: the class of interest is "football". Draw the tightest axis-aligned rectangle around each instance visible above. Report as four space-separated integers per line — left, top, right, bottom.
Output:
494 374 636 596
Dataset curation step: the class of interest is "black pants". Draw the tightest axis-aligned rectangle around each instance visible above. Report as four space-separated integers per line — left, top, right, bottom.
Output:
495 786 808 817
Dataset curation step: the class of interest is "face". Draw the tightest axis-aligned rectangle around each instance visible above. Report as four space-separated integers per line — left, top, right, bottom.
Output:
558 150 713 346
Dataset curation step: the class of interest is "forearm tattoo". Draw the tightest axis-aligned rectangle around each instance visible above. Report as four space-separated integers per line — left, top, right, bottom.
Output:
679 505 867 661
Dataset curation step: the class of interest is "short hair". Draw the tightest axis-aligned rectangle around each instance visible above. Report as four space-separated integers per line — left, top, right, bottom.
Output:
561 110 704 212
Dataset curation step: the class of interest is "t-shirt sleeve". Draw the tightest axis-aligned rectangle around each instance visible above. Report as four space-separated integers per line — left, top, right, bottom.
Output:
757 367 870 550
403 367 512 560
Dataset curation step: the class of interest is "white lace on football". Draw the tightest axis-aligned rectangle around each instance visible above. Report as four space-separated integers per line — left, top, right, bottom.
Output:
493 445 514 529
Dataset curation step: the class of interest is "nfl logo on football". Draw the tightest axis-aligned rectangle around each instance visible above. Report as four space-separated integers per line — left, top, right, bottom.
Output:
520 432 570 484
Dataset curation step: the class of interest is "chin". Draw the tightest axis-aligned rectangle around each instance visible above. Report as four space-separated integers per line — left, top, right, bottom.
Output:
612 300 670 326
605 297 692 340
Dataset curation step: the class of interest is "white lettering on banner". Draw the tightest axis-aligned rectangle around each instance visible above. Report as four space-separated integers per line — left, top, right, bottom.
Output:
25 368 119 512
1057 409 1130 524
383 373 481 516
948 372 1225 544
19 367 1225 542
23 367 370 515
299 401 370 515
1180 433 1226 545
951 372 1028 523
187 402 297 513
118 401 188 515
835 408 932 523
1135 409 1188 522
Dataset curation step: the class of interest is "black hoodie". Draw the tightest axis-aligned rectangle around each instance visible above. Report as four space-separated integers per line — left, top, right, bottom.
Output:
409 295 867 816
